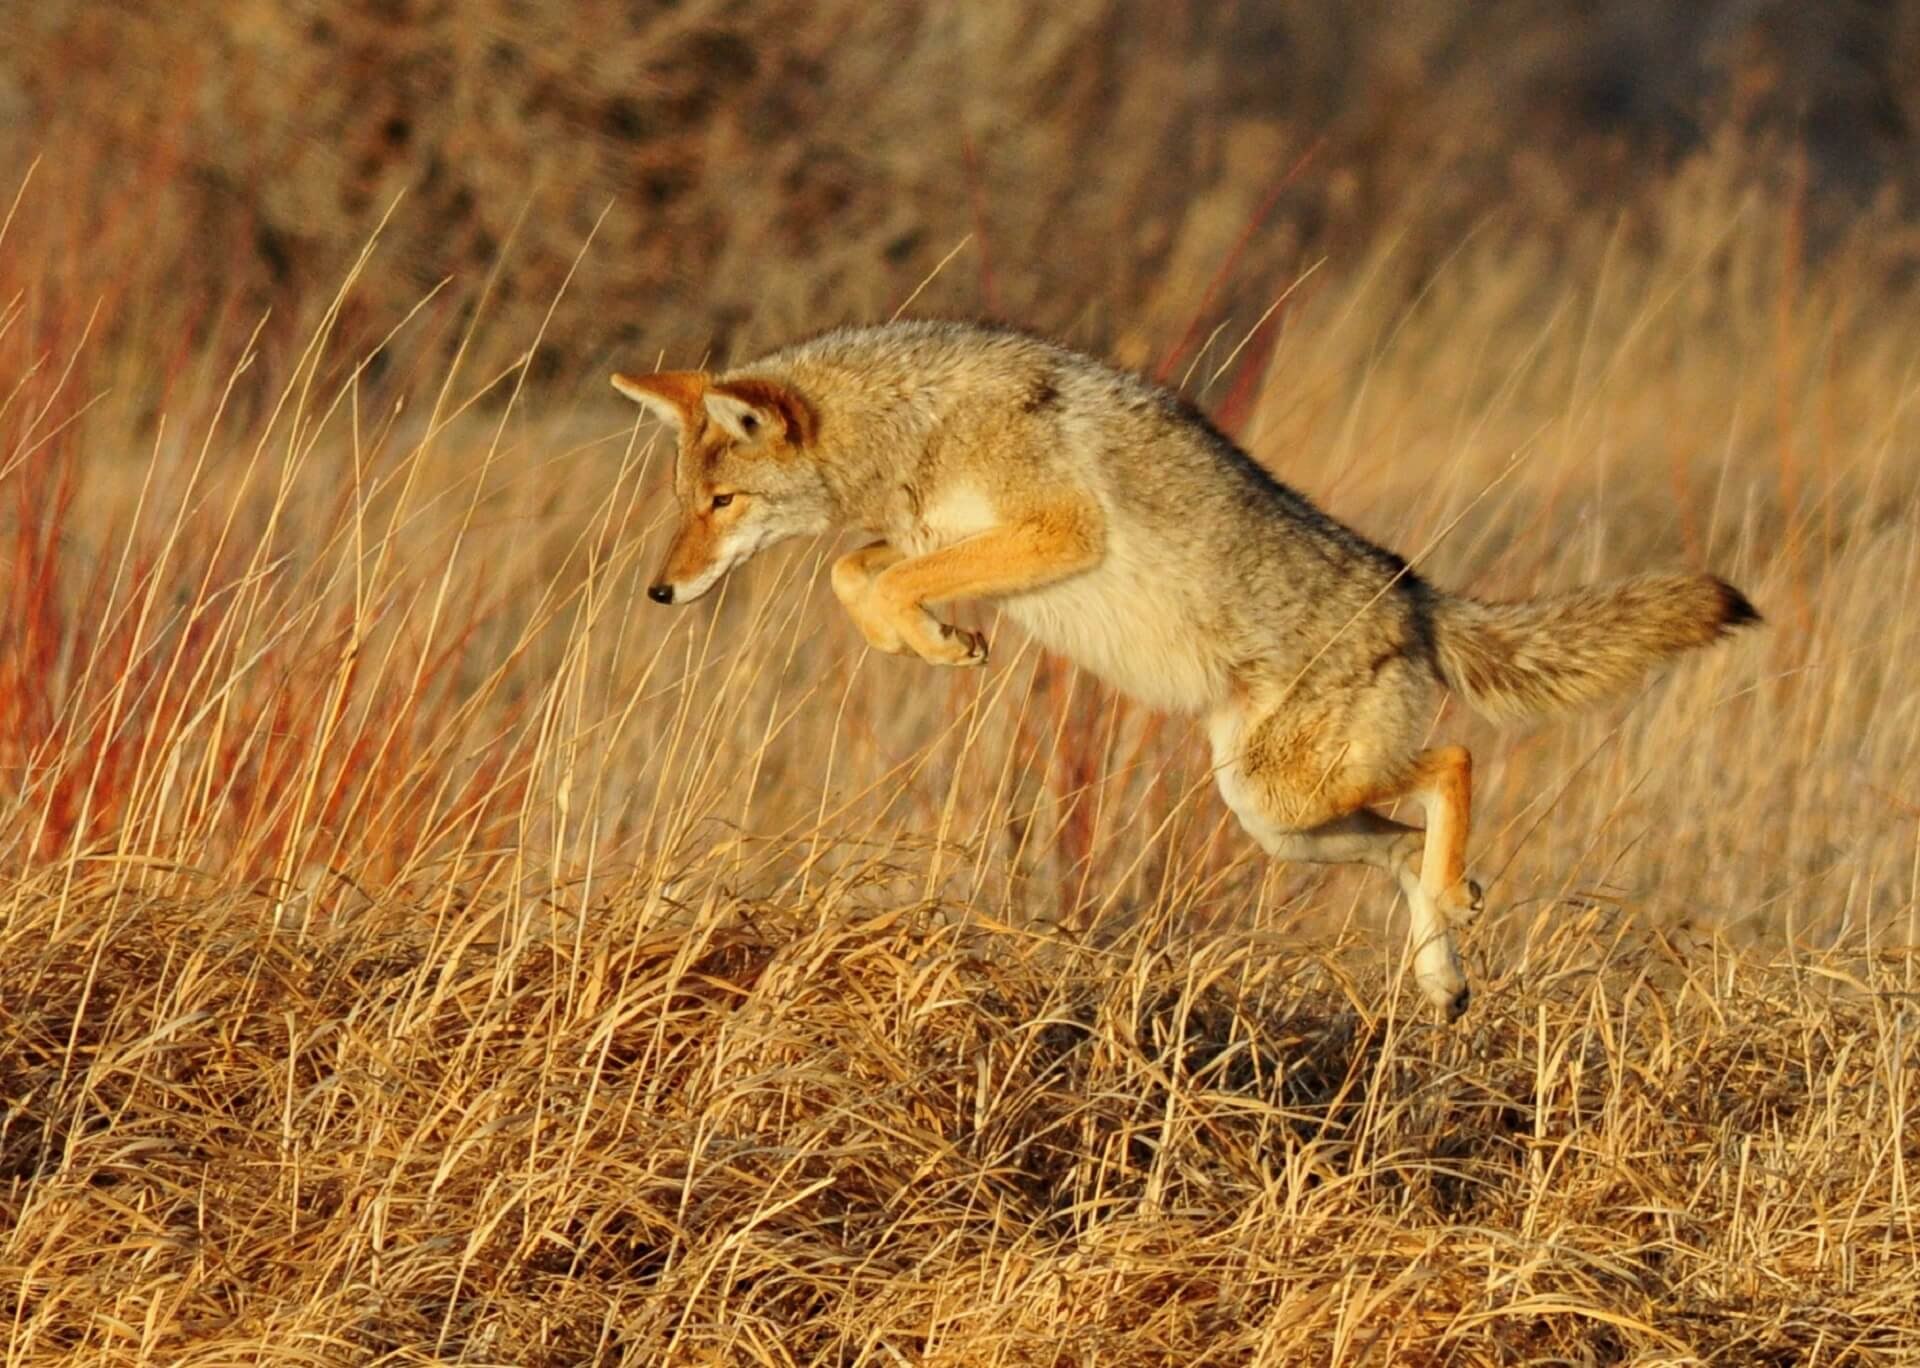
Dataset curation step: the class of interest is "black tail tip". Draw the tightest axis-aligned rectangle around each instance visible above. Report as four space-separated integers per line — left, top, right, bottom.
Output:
1712 577 1762 631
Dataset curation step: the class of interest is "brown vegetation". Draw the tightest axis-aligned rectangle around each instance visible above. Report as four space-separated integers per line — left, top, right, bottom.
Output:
10 1 1920 368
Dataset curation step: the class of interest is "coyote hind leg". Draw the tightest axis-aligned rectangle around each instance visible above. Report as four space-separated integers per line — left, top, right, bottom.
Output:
1211 710 1479 1018
1260 806 1472 1020
1403 745 1484 927
1381 745 1485 1018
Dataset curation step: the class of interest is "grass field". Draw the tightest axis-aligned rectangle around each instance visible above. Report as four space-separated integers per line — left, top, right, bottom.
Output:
3 135 1919 1364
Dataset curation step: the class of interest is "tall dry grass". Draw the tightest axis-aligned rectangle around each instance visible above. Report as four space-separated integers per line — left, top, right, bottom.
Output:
3 145 1918 1363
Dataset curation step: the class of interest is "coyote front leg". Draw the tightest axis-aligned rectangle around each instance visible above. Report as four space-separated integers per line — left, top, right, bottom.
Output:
831 542 912 652
831 539 988 664
831 510 1102 667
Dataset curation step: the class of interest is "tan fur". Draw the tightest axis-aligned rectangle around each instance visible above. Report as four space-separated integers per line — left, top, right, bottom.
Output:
613 320 1759 1016
1432 572 1757 720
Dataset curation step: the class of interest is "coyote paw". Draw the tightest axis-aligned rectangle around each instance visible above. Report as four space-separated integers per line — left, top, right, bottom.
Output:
1417 948 1471 1021
920 621 988 668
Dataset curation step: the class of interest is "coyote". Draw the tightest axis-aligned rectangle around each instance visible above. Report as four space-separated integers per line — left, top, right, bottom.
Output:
615 321 1757 1016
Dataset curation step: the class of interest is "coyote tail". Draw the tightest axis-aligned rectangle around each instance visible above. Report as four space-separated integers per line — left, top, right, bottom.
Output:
1430 572 1760 722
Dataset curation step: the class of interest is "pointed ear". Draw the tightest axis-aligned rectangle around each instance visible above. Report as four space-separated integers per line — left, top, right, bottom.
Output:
703 378 816 446
611 370 710 430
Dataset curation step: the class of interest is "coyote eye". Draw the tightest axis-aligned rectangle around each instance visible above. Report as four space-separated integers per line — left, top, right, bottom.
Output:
710 493 735 509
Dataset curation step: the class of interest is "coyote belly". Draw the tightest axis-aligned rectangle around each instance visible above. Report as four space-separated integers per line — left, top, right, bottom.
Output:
1000 545 1235 712
613 319 1759 1018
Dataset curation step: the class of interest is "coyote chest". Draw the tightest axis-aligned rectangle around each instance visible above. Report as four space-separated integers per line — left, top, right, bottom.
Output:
905 488 1229 713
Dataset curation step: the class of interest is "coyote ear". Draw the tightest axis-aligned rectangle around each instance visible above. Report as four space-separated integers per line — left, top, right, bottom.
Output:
703 378 816 446
611 370 710 431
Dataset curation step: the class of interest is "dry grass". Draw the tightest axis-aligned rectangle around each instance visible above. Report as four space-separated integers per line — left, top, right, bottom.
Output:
4 139 1920 1363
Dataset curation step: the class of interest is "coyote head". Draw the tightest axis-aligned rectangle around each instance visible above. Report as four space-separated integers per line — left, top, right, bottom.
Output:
613 369 832 605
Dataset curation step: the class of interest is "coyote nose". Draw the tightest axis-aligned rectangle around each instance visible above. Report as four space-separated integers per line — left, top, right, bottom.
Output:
647 584 674 605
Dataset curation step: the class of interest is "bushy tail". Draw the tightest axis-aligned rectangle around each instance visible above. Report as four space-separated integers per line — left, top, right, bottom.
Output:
1430 572 1759 722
